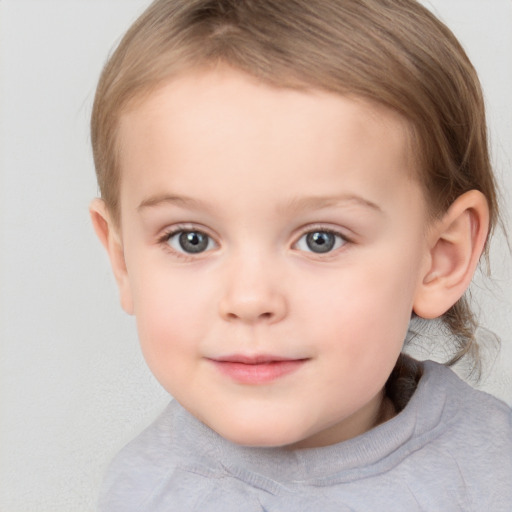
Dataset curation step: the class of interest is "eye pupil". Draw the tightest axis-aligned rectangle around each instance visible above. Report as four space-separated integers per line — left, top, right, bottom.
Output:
306 231 335 253
179 231 209 253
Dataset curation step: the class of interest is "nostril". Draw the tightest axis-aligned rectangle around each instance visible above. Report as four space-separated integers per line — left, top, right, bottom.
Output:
218 289 287 324
226 311 273 321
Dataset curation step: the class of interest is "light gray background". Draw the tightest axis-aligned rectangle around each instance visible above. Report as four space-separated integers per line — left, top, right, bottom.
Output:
0 1 510 510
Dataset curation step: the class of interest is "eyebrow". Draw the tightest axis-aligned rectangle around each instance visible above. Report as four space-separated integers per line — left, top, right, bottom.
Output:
137 194 208 211
280 194 382 214
137 193 382 214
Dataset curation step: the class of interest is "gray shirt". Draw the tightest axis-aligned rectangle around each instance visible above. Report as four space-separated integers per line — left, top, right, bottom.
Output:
99 361 512 511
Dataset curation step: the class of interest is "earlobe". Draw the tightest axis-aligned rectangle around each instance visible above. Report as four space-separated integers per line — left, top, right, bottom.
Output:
413 190 489 319
89 199 134 315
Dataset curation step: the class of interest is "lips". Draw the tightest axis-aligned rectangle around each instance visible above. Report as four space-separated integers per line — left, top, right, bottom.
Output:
208 354 308 385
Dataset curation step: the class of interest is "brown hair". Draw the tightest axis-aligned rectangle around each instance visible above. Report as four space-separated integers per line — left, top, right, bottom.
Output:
91 0 499 368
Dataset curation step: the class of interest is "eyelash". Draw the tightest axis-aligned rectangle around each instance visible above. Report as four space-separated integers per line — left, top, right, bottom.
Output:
157 225 217 261
294 227 349 256
157 225 351 259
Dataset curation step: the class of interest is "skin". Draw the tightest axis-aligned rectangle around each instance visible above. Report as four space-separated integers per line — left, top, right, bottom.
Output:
91 67 489 449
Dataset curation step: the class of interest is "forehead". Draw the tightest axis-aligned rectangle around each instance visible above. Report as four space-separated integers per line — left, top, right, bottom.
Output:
120 67 411 135
116 68 420 215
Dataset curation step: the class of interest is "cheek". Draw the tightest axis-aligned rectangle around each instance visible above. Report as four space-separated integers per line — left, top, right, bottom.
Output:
304 250 420 357
128 265 213 372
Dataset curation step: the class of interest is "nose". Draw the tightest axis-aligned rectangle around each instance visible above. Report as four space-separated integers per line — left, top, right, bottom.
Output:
218 254 287 324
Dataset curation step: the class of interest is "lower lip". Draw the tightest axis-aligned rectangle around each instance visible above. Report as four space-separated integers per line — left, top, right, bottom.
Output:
210 359 307 385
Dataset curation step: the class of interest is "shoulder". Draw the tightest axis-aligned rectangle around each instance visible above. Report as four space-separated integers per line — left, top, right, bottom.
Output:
97 401 250 512
98 401 180 512
415 361 512 507
422 360 511 431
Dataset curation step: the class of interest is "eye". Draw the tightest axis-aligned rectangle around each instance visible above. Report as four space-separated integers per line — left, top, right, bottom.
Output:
166 230 215 254
295 230 346 254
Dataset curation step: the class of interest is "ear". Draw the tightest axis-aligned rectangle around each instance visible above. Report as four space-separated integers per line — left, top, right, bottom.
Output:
89 199 134 315
413 190 489 319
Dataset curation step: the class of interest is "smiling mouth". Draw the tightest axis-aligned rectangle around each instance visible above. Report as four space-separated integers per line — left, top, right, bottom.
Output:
208 355 309 385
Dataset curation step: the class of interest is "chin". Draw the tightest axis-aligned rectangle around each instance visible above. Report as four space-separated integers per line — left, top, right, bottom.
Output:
209 417 306 448
223 432 301 448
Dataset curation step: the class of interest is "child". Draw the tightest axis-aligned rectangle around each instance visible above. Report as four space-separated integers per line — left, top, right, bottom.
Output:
89 0 512 509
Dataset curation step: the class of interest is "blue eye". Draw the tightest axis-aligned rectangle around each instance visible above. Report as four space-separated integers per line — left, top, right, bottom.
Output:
296 230 346 254
167 230 214 254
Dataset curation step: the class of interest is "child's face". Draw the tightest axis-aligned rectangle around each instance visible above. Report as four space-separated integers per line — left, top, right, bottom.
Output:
112 68 432 448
